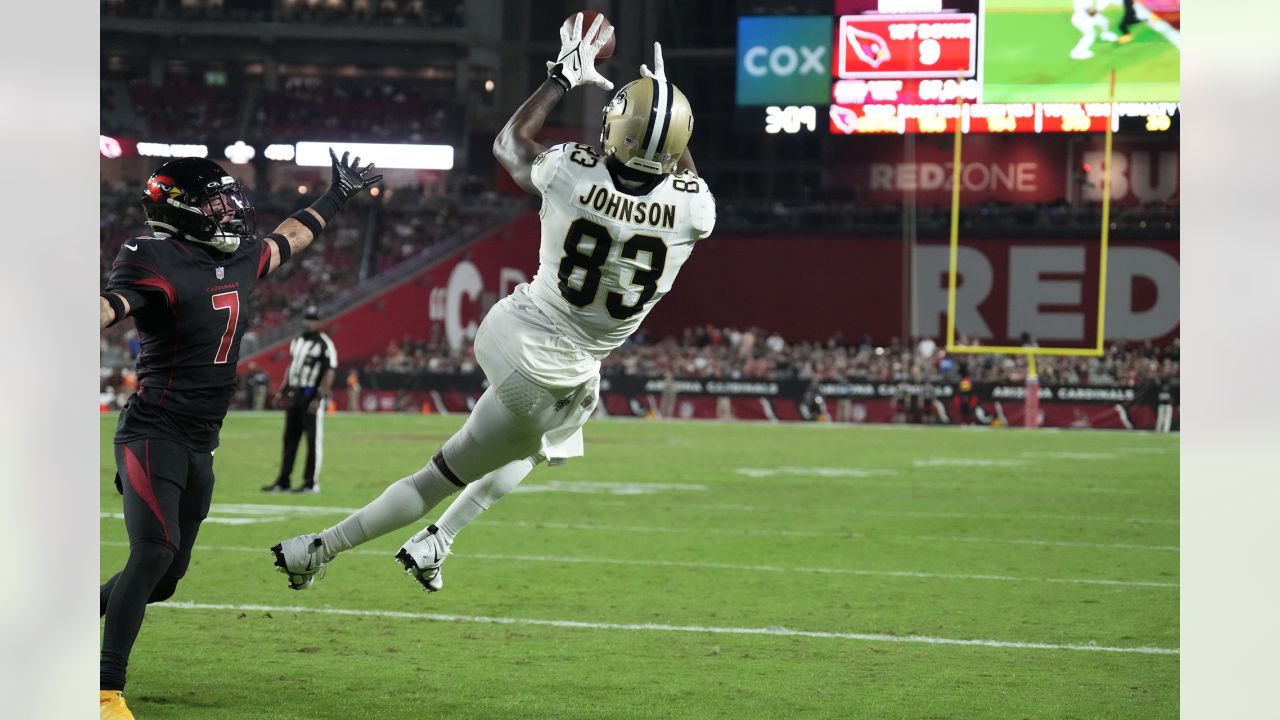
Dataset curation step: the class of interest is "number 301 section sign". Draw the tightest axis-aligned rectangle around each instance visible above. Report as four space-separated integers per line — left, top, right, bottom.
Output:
836 13 977 79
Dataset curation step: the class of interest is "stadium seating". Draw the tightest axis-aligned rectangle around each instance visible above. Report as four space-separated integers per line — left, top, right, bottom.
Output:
358 324 1178 390
102 0 465 27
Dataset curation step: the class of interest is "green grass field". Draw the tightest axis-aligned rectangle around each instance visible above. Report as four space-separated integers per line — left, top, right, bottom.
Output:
101 413 1178 719
984 1 1180 103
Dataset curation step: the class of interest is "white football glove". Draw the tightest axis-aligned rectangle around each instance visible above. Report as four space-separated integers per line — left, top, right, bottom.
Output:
546 12 615 92
640 41 667 83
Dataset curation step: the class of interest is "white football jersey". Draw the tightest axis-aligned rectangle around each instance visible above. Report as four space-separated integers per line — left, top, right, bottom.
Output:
1073 0 1114 12
525 142 716 361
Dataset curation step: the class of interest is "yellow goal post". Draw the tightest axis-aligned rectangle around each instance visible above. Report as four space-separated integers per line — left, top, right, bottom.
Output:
944 70 1118 369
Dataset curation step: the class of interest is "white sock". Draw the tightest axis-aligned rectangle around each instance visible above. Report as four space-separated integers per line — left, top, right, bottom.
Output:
435 458 536 544
320 459 461 559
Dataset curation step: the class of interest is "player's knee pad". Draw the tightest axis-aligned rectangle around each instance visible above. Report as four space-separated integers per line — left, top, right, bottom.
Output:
131 539 177 566
149 574 180 603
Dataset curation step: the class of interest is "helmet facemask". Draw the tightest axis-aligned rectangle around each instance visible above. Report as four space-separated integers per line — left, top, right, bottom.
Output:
195 185 255 253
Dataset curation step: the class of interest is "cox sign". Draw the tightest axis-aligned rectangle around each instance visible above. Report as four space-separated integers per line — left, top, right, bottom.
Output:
736 16 833 106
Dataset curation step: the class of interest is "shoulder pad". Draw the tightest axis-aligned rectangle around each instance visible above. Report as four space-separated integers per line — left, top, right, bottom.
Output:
689 187 716 239
531 143 573 194
114 235 163 261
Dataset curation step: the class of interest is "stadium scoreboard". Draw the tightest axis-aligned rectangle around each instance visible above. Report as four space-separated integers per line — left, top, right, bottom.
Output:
737 0 1181 135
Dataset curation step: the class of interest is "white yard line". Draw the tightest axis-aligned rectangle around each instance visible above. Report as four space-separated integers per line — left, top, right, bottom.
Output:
900 534 1179 552
102 505 1177 550
478 520 1179 551
101 512 1177 551
153 601 1179 656
589 500 1179 526
101 541 1177 588
163 500 1185 526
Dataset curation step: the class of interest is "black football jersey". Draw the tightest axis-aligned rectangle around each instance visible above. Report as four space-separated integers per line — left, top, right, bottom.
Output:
107 233 272 450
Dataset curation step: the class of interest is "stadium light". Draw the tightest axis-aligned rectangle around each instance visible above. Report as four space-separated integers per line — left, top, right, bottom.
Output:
100 135 123 159
264 144 296 162
224 140 256 164
294 141 454 170
136 142 209 158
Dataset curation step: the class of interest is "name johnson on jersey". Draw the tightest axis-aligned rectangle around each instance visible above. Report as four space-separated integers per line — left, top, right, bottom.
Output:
576 184 677 229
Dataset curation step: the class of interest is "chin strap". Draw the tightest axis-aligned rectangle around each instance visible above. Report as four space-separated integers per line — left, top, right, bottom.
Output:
144 220 242 253
198 231 241 253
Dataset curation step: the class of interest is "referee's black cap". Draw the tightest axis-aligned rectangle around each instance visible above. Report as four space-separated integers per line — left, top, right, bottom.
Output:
303 305 320 320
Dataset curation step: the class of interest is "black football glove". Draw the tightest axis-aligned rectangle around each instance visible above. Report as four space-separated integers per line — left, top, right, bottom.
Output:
329 148 382 200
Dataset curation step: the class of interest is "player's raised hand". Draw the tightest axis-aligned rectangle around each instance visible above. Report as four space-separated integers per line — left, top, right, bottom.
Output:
640 41 667 83
546 12 614 92
328 148 382 200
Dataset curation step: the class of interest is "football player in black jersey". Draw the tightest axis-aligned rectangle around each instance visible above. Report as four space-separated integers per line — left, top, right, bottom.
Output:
98 150 380 719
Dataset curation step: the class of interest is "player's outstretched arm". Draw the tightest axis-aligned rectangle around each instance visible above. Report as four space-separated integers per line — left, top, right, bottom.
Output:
493 12 614 196
493 81 567 195
261 149 382 277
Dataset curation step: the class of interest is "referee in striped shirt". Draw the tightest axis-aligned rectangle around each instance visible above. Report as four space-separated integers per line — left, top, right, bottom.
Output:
263 306 337 494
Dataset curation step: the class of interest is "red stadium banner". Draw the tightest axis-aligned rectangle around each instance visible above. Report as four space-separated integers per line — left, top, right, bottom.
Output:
644 236 1179 347
835 13 978 79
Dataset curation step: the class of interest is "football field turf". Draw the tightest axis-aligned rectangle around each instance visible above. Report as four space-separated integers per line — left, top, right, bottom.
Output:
100 413 1178 719
983 1 1180 103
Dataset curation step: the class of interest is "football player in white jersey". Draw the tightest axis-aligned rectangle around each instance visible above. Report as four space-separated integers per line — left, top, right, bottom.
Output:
270 16 715 593
1070 0 1120 60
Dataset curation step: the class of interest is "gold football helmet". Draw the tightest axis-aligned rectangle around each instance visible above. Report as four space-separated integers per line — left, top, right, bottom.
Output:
600 78 693 175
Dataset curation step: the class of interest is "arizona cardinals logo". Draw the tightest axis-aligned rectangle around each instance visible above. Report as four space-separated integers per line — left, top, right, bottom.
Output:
146 175 182 202
830 105 860 135
844 26 892 69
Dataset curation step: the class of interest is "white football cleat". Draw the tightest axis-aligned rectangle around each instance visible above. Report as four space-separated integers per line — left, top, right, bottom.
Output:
271 534 329 590
1099 30 1118 42
1070 46 1094 60
395 524 450 592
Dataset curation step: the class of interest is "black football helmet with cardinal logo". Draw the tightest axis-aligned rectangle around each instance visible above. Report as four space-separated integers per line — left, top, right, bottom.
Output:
140 157 256 253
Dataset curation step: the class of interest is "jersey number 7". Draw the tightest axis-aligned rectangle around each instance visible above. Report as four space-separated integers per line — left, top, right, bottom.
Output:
557 218 667 321
211 291 240 364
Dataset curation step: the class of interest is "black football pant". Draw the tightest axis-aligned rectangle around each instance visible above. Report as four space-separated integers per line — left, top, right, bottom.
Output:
1120 0 1138 34
274 396 321 489
101 437 214 691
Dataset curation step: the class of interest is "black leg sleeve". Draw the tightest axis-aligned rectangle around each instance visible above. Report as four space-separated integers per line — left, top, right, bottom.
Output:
101 542 176 690
302 408 319 484
1120 0 1137 33
277 405 304 486
100 573 122 617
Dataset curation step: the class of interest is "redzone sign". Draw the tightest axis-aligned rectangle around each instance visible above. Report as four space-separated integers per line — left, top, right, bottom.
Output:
836 14 977 79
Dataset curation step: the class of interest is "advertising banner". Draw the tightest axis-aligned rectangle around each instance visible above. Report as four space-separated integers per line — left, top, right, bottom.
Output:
353 371 1176 430
828 134 1179 205
736 16 834 105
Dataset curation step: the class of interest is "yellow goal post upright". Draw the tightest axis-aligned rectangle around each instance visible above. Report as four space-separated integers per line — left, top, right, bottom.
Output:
943 70 1117 428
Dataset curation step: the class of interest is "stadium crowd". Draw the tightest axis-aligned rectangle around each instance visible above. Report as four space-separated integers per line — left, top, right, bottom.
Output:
361 325 1179 389
102 0 465 27
104 73 460 145
255 76 458 144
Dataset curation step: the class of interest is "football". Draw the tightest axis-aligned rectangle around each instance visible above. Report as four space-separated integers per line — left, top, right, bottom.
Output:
563 10 615 60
